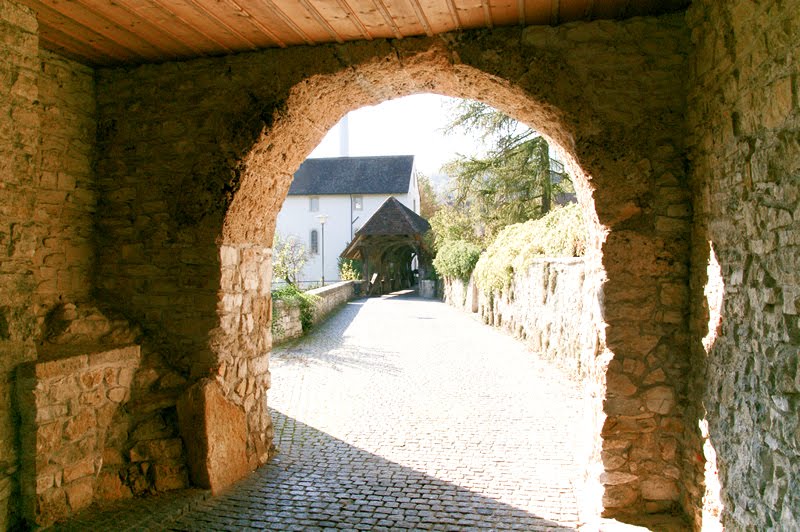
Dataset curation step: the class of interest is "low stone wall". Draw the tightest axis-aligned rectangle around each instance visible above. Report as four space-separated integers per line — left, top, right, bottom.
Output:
444 259 593 379
310 282 356 323
272 281 356 345
271 300 302 345
15 346 141 526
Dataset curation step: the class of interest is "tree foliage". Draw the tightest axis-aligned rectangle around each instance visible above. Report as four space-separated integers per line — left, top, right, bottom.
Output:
443 100 569 241
416 172 440 220
429 203 482 250
272 233 309 286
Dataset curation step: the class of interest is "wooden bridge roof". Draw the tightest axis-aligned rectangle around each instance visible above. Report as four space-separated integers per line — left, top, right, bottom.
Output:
341 196 430 259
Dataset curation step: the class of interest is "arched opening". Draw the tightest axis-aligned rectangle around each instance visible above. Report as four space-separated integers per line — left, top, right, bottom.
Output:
206 44 616 526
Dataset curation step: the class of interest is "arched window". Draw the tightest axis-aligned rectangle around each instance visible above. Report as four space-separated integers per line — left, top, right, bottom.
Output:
310 229 319 254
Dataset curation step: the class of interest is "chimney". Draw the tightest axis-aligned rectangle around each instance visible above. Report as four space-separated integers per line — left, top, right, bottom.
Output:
339 115 349 157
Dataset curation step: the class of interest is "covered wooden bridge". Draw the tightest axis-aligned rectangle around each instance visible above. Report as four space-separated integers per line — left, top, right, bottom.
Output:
341 197 432 295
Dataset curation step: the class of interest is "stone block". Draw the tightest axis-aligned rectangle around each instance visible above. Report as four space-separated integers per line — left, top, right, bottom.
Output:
640 477 679 501
603 483 638 509
643 386 675 415
62 457 95 484
94 471 132 502
176 378 249 494
129 438 183 463
153 463 188 491
64 476 94 511
64 409 96 440
37 487 68 525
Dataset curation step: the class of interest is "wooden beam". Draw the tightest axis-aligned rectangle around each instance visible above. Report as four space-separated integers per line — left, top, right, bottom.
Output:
585 0 596 19
408 0 434 37
371 0 403 39
338 0 374 40
67 0 194 57
481 0 493 29
38 25 116 65
111 0 214 57
298 0 346 44
444 0 462 30
550 0 560 25
261 0 317 45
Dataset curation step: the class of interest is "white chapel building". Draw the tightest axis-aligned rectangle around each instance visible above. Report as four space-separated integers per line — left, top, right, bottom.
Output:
274 155 421 286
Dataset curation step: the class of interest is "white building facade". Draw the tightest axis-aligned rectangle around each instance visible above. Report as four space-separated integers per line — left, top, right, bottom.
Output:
274 155 420 286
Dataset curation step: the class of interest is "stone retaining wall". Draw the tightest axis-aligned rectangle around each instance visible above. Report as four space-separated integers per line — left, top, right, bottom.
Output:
453 259 594 379
271 300 303 345
310 282 356 325
272 282 357 345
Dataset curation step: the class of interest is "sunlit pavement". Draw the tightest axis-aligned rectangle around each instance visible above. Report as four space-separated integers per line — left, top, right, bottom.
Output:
169 292 584 530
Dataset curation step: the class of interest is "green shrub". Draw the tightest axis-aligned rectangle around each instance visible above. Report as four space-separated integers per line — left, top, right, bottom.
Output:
432 239 482 281
272 284 319 332
474 203 586 292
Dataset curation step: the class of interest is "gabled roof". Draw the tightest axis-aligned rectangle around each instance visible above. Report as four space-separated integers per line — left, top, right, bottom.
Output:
288 155 414 196
357 197 431 236
340 197 430 260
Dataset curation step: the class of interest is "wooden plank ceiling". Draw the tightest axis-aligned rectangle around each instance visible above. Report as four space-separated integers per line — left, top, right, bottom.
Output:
17 0 690 66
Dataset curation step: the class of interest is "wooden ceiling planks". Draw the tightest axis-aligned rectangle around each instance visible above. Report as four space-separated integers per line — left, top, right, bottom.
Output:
26 0 146 62
16 0 691 66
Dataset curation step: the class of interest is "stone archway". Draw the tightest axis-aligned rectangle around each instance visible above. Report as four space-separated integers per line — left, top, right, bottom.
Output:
92 16 693 525
209 26 691 524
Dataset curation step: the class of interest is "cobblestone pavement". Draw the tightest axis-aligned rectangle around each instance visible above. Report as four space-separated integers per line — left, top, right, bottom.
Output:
169 292 585 530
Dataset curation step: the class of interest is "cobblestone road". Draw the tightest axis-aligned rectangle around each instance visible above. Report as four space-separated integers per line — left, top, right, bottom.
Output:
169 292 585 530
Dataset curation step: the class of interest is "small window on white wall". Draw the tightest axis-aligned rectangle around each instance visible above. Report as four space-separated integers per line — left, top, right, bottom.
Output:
309 197 319 212
353 195 363 210
413 199 417 213
310 229 319 254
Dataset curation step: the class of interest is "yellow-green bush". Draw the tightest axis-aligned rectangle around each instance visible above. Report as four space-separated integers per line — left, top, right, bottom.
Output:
432 239 482 281
474 203 586 292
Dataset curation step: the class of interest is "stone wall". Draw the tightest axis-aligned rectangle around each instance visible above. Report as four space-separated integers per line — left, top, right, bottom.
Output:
310 282 356 324
685 0 800 529
449 259 594 379
0 5 40 527
443 258 605 522
34 49 96 313
1 3 99 527
271 300 302 345
272 281 356 345
15 345 140 527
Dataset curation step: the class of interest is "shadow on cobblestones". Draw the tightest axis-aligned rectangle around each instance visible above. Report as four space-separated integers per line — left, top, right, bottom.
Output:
166 409 574 531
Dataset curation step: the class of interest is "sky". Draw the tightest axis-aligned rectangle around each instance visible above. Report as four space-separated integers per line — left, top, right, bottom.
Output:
308 93 487 181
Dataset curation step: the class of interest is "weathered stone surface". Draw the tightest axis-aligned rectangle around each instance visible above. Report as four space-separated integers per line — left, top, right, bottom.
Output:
0 0 796 528
176 379 249 494
684 0 800 528
14 344 139 526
